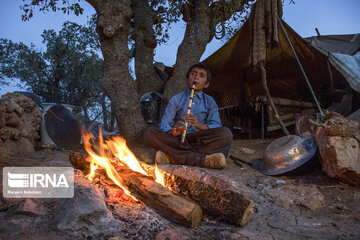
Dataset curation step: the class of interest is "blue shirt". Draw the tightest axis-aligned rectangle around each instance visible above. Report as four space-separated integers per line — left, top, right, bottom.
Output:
159 89 222 133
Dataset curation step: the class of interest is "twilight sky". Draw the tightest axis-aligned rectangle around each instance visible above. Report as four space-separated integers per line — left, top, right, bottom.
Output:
0 0 359 96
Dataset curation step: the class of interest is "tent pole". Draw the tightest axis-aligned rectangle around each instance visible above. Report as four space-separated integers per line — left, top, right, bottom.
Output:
260 61 290 136
276 14 325 122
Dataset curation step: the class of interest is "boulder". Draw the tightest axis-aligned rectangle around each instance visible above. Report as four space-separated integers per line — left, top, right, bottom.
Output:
314 112 360 186
0 137 35 157
5 112 21 128
53 172 124 238
0 93 41 157
315 128 360 186
11 199 46 217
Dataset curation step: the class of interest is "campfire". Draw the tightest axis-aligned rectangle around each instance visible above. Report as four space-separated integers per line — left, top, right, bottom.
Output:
69 129 255 227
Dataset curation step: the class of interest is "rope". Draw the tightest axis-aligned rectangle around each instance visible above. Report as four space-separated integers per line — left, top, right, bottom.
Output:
276 14 325 122
48 108 65 122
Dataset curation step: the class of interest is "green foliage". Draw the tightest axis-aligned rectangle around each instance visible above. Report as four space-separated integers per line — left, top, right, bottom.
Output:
150 0 183 44
0 21 103 117
20 0 84 21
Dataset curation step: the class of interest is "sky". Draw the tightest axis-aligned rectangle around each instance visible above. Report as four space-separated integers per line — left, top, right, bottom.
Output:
0 0 359 96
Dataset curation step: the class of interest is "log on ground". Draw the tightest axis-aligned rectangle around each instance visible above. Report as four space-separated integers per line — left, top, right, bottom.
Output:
142 163 255 226
69 152 203 227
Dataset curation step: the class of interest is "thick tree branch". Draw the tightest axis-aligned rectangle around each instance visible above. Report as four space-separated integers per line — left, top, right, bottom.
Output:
132 0 163 96
95 0 147 144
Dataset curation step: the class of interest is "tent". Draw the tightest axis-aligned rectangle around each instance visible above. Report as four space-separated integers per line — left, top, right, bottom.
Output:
305 34 360 93
203 20 360 137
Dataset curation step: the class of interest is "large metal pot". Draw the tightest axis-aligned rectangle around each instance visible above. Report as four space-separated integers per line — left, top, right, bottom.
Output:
260 135 317 175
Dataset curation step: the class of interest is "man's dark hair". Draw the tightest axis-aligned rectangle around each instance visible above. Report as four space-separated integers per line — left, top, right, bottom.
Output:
186 62 212 83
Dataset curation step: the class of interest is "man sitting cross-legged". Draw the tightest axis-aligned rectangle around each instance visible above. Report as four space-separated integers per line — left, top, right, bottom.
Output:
143 62 233 170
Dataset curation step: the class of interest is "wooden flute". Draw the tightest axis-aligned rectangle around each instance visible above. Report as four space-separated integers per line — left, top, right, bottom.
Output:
181 83 196 144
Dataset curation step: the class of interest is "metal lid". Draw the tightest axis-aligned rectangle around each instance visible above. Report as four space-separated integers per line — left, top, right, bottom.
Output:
260 135 317 176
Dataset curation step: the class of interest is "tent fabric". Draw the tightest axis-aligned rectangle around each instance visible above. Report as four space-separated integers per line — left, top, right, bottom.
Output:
305 34 360 94
203 19 344 108
305 34 360 56
329 52 360 93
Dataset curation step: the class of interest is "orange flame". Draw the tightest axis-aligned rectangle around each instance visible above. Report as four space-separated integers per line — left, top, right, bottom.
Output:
154 163 165 187
82 129 147 201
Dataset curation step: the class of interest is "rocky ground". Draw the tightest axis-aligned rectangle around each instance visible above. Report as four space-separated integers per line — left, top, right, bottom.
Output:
0 139 359 240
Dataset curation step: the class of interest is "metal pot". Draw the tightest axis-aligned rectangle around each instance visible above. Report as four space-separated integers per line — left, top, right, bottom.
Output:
260 135 317 175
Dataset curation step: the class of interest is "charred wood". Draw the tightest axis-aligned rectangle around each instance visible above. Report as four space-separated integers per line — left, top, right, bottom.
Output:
69 152 203 227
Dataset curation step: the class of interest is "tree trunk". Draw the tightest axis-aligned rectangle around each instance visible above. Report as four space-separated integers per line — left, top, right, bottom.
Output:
100 93 109 131
132 0 163 96
161 0 214 114
90 0 147 144
109 104 116 132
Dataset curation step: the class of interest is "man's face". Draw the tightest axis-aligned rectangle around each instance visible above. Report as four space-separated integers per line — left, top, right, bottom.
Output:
186 67 209 93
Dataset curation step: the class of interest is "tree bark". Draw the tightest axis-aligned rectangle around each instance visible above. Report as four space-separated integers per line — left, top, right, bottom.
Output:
161 0 249 114
161 0 214 114
91 0 147 144
100 93 109 131
132 0 163 96
145 164 255 226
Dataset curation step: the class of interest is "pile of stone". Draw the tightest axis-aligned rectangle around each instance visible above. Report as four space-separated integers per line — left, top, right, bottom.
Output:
314 111 360 187
0 93 41 158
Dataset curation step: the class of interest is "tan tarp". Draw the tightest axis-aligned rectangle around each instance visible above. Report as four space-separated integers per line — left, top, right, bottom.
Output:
203 20 348 108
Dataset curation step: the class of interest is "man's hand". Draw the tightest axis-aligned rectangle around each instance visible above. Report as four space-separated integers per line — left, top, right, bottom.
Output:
185 114 208 130
171 121 186 136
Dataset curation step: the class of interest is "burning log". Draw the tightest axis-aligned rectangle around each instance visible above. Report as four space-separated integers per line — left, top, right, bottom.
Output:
145 164 254 226
69 152 203 227
69 152 91 174
114 165 203 227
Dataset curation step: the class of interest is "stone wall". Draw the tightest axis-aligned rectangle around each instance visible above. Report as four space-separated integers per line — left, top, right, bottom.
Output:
0 93 41 158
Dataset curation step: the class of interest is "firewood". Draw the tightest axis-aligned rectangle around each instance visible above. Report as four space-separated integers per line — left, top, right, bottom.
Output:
115 166 203 227
69 152 91 174
69 152 203 227
141 163 255 226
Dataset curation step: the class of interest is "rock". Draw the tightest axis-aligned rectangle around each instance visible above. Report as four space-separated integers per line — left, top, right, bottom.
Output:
0 127 22 140
0 137 35 156
0 221 24 236
53 173 124 238
322 111 360 139
271 184 325 210
18 137 35 154
11 199 46 217
5 112 21 127
2 92 36 114
233 147 256 155
315 127 360 186
0 93 41 156
295 113 317 139
2 97 22 116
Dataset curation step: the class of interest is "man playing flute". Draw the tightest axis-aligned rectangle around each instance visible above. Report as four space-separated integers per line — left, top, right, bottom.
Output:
143 62 233 169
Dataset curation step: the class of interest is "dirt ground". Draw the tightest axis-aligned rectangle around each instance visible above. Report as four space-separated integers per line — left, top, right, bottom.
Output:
0 139 359 239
